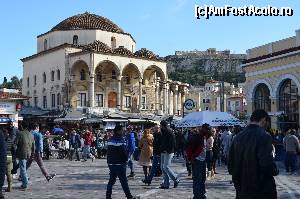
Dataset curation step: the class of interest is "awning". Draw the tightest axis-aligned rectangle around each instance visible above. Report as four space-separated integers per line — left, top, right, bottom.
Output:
84 118 103 124
128 119 149 123
102 119 128 122
0 118 11 124
54 110 86 122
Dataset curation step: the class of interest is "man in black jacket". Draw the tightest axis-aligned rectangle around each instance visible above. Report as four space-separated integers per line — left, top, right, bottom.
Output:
0 129 7 199
106 125 138 199
228 109 278 199
159 121 179 189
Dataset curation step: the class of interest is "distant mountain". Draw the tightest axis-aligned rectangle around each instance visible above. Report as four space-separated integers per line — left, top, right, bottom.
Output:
164 49 247 86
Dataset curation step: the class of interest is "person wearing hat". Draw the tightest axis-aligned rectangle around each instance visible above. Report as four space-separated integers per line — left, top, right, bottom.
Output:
106 125 138 199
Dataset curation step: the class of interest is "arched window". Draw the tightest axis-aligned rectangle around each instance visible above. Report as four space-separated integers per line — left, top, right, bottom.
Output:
111 37 116 50
34 75 37 86
43 72 46 83
27 77 30 88
253 83 271 112
73 35 78 45
44 39 48 50
80 69 86 80
111 70 117 80
57 69 60 80
126 75 130 84
51 71 55 81
278 79 299 127
96 72 102 82
57 93 61 106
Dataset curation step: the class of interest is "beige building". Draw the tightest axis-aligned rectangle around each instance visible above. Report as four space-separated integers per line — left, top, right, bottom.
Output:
21 12 189 116
243 29 300 128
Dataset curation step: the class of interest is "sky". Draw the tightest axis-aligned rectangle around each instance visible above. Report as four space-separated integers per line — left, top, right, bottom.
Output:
0 0 299 82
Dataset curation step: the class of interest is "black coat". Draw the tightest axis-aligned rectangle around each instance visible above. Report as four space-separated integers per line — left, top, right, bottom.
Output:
228 124 278 199
153 133 162 155
160 127 175 154
0 130 6 189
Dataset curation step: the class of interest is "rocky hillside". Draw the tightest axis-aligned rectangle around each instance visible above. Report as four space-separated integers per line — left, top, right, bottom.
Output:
164 49 247 86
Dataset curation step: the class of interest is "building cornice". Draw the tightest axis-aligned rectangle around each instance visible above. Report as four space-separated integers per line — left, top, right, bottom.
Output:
245 61 300 78
242 46 300 67
21 43 79 62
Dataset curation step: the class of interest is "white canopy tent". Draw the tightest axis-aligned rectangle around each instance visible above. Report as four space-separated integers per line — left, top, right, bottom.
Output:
175 111 244 128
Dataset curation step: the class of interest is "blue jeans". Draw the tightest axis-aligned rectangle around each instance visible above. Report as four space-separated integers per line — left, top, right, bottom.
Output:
127 153 134 174
106 164 133 199
147 155 161 182
83 145 93 160
19 159 28 188
192 159 206 199
161 153 177 187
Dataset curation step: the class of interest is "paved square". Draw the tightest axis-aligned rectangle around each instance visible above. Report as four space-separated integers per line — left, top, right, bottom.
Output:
2 158 300 199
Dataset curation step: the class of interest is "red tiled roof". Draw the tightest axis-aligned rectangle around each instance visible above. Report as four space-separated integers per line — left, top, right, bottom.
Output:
0 92 29 100
242 46 300 65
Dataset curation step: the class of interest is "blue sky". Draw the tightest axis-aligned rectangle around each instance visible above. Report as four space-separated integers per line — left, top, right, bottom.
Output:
0 0 299 82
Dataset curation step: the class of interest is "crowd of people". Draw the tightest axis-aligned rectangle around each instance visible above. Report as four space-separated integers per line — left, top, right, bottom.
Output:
0 109 300 199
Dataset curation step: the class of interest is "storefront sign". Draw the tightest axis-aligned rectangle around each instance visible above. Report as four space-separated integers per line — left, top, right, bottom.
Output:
0 102 16 114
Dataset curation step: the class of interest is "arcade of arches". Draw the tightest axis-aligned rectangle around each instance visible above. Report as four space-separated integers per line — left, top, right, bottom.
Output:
68 60 189 116
250 78 300 128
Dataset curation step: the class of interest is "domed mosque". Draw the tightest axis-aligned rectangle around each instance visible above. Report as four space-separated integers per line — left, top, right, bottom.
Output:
21 12 189 118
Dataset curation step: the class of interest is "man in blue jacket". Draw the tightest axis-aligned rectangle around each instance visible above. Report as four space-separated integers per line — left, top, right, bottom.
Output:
106 125 138 199
126 126 136 178
27 123 56 182
0 129 6 199
69 130 82 161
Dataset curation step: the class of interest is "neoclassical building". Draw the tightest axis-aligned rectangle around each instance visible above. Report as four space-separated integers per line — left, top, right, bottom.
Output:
21 12 189 116
243 29 300 128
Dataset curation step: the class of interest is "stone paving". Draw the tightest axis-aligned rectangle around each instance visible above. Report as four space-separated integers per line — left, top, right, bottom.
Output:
2 158 300 199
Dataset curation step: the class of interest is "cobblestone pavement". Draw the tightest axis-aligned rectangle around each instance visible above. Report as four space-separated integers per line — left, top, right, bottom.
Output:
2 158 300 199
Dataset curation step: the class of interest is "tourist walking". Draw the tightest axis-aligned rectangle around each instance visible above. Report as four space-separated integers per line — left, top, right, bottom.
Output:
126 126 136 178
0 129 6 199
69 130 81 161
159 121 179 189
144 125 161 185
138 128 153 182
83 127 95 162
206 128 214 180
27 124 56 182
186 124 209 199
3 128 14 192
15 123 35 190
212 128 221 174
8 122 18 178
106 125 138 199
228 110 279 199
183 129 193 176
283 128 300 173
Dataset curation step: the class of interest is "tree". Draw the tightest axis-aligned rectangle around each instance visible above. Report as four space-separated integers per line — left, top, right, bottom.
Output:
0 76 22 89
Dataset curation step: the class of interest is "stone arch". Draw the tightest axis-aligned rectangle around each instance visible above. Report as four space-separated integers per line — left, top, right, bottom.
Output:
274 74 300 97
249 79 273 99
95 60 120 81
122 63 142 85
143 65 166 85
253 83 271 112
71 60 89 81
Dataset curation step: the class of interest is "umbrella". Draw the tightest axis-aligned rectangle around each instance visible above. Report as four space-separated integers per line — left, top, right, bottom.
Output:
175 111 244 128
52 127 64 133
